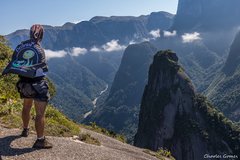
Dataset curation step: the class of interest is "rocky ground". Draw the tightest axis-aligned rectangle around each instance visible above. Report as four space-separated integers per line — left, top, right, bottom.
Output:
0 125 169 160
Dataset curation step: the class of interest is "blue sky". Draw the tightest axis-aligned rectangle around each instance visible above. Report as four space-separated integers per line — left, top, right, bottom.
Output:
0 0 178 35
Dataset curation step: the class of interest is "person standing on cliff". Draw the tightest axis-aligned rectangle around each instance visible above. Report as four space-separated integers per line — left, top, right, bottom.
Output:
15 24 53 149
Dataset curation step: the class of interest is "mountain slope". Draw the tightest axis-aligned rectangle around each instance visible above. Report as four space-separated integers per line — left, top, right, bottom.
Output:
75 51 123 84
205 31 240 122
134 50 240 160
84 42 157 141
47 55 107 122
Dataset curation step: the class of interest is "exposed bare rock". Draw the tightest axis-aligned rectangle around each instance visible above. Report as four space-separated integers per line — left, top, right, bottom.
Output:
134 50 240 160
0 125 169 160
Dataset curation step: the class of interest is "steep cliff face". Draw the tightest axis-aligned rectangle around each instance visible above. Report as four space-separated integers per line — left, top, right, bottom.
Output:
134 50 240 160
84 42 157 141
173 0 240 31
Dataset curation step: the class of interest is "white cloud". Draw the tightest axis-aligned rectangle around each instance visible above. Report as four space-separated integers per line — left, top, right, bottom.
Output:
129 40 137 45
72 20 82 24
182 32 201 43
89 40 126 53
142 38 150 42
149 29 161 39
45 49 67 60
90 46 102 52
102 40 126 52
164 30 177 37
70 47 87 56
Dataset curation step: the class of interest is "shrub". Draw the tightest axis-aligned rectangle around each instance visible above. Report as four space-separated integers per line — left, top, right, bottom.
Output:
78 133 101 146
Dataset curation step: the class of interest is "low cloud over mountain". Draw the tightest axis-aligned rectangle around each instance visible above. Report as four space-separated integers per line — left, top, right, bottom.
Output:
102 40 126 52
70 47 88 56
45 49 67 60
163 30 177 37
45 39 126 59
149 29 161 39
181 32 201 43
90 39 126 52
45 47 87 59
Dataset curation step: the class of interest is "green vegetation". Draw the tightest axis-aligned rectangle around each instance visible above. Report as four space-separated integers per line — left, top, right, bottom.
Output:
81 122 126 143
143 148 175 160
207 72 240 122
0 36 80 137
0 36 19 102
44 105 80 136
48 55 106 122
195 95 240 153
0 101 80 137
78 133 101 146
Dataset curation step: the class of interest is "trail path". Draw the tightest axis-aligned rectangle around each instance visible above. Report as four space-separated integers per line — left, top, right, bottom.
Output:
0 125 168 160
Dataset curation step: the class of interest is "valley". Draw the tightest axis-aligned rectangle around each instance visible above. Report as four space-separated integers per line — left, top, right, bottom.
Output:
83 84 108 119
1 0 240 159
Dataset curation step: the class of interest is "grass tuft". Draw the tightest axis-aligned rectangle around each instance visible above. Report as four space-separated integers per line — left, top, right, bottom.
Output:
78 133 101 146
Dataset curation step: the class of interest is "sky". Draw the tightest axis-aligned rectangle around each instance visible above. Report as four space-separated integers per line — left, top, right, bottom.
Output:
0 0 178 35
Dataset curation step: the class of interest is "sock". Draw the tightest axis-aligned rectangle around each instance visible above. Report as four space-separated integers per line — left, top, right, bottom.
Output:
37 136 45 140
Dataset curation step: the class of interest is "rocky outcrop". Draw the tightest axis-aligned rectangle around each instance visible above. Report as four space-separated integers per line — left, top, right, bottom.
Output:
0 125 166 160
134 50 240 160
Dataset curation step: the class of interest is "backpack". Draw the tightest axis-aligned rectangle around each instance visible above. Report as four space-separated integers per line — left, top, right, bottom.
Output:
2 40 48 78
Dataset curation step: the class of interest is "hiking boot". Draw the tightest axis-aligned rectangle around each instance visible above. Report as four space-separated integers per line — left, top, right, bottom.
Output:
32 137 53 149
20 128 29 137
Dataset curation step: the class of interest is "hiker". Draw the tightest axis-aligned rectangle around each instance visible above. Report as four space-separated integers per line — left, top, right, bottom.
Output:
13 24 52 149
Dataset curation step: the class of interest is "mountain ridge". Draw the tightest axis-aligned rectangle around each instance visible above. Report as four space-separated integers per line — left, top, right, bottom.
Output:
6 11 174 50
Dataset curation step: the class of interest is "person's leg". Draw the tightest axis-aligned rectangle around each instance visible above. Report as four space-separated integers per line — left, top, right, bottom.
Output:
22 98 33 129
33 100 52 149
34 100 47 138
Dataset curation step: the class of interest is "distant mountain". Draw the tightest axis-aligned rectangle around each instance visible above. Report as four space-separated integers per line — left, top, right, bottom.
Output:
172 0 240 31
84 42 157 141
146 12 174 31
134 50 240 160
205 31 240 122
6 11 174 50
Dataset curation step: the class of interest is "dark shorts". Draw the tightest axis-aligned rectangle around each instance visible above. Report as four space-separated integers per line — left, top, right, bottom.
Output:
16 78 50 102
